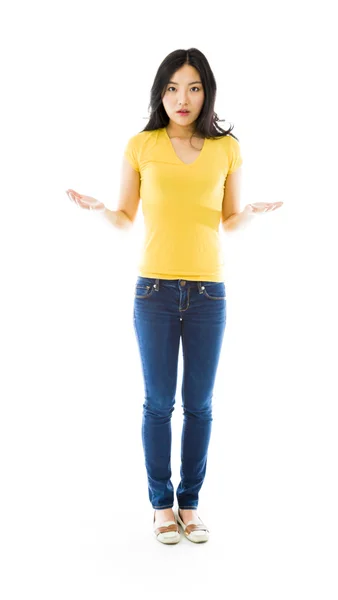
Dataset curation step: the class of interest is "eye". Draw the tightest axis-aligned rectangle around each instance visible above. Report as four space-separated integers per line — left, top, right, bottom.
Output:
166 86 201 92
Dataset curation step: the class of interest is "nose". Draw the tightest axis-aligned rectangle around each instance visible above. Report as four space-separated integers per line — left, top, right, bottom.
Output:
177 93 188 106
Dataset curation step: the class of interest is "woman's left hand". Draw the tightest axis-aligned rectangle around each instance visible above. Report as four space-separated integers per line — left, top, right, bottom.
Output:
244 201 284 214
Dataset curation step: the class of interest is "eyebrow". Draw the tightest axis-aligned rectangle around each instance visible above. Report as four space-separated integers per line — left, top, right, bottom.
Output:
167 80 202 85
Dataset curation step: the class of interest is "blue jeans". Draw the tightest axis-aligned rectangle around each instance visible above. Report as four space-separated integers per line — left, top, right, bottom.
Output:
133 277 226 510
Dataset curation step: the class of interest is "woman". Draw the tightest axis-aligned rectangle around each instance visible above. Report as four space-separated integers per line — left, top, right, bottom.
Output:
66 47 283 545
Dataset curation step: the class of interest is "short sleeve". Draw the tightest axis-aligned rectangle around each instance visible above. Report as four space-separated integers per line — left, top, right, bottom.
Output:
228 136 243 174
123 136 140 172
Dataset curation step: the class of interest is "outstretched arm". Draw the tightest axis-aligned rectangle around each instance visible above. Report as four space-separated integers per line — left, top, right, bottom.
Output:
221 167 283 232
221 167 253 232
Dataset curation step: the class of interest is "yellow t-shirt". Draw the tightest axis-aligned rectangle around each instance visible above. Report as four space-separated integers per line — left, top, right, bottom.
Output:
123 127 243 282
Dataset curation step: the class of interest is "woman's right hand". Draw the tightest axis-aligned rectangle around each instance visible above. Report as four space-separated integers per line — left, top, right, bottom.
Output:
66 189 106 211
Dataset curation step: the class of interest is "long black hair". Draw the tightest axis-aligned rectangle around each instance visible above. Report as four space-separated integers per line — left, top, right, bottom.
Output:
140 48 239 142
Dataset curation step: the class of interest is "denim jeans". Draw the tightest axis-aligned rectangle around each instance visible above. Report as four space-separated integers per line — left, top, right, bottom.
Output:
133 276 226 510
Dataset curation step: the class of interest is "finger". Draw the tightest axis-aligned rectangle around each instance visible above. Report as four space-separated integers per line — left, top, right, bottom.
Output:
68 189 80 199
74 195 84 205
69 190 82 199
67 191 76 202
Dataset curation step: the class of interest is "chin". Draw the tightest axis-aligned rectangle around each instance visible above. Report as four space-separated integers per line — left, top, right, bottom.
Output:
174 115 192 121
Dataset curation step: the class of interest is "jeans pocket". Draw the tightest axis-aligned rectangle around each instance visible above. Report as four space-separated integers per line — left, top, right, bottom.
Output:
202 282 226 300
134 283 156 299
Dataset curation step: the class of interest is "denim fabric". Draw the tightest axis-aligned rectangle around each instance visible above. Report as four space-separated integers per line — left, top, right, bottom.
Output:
133 276 226 510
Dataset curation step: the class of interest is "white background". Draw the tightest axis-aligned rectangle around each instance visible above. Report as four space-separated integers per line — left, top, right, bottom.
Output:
1 0 337 598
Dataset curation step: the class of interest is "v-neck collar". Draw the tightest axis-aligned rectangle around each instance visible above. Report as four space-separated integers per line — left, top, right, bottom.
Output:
162 127 207 167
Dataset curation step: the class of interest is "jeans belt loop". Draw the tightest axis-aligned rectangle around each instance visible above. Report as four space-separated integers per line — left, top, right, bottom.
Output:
153 278 159 292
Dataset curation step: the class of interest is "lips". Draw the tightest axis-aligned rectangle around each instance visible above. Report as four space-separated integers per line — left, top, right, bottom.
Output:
177 110 189 113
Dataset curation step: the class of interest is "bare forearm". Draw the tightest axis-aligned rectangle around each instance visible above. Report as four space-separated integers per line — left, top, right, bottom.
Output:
102 208 133 230
222 209 255 232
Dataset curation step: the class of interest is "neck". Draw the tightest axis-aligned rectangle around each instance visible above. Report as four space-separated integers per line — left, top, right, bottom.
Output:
166 121 196 139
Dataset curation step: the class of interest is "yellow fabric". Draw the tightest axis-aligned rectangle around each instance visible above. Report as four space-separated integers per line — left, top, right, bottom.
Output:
123 127 243 282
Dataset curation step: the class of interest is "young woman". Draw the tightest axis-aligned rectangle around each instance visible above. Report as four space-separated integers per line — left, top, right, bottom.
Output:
66 47 283 545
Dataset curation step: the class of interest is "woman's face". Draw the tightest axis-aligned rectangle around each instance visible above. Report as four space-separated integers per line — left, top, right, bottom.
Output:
161 64 205 129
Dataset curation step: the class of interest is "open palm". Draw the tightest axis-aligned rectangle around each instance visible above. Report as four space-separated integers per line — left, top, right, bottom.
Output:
245 201 284 214
66 189 105 211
